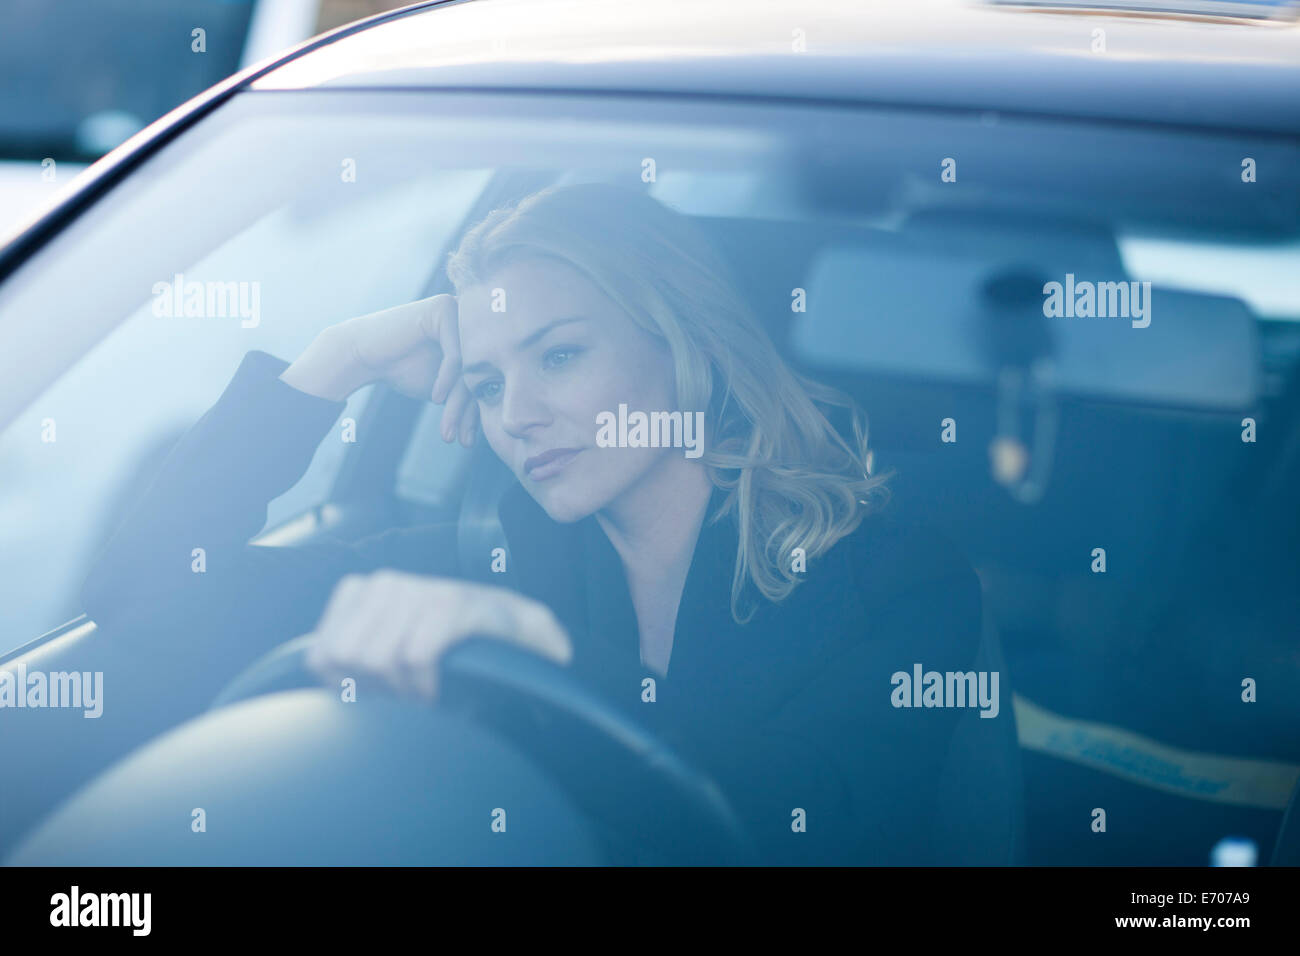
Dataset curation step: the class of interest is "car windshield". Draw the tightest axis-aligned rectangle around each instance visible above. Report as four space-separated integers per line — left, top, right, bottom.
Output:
1 88 1298 644
1 82 1299 867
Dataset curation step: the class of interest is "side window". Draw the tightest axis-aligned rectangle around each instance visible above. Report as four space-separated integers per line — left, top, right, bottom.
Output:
264 385 376 530
0 167 492 643
395 401 474 510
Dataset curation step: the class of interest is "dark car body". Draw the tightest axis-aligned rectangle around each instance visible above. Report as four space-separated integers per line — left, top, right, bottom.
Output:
1 0 1298 866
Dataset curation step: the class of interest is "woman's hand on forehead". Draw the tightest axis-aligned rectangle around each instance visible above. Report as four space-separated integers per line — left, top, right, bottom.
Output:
282 293 479 446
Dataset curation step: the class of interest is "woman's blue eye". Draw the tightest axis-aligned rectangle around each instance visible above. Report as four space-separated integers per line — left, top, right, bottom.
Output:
471 348 580 403
543 346 581 369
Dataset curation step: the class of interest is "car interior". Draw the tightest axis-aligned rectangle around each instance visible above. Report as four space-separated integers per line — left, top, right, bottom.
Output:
2 94 1298 865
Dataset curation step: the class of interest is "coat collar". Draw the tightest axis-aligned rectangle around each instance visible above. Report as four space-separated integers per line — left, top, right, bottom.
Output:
497 480 738 688
494 480 875 755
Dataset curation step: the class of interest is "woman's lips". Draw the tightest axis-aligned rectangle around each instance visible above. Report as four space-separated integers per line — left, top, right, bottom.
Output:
524 448 582 481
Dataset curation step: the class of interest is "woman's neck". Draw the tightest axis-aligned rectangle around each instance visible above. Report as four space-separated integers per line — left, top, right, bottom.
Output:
595 453 714 676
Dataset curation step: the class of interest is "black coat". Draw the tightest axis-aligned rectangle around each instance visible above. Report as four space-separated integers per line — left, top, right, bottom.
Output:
82 349 988 864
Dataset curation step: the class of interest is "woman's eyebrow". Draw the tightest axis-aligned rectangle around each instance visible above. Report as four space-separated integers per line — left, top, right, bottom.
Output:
463 315 589 375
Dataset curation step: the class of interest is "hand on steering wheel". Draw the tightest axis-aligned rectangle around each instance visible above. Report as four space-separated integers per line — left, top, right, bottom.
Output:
303 570 573 702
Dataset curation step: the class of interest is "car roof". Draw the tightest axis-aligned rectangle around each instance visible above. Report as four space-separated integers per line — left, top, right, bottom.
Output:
3 0 1298 281
249 0 1300 135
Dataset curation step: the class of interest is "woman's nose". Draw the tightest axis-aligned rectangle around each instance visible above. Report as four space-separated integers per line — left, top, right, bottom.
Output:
500 379 550 438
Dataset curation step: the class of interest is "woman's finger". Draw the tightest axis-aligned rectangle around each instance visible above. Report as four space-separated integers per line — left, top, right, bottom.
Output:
304 574 368 672
458 588 573 666
512 600 573 664
351 575 428 687
400 593 569 702
313 574 436 698
308 573 403 683
441 379 473 442
458 397 480 447
398 615 455 701
309 575 573 706
430 297 463 404
350 295 446 370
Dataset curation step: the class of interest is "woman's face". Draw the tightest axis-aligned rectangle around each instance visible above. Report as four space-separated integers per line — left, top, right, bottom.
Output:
457 256 681 523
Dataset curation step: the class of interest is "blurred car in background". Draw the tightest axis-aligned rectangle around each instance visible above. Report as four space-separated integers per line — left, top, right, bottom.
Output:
0 0 408 237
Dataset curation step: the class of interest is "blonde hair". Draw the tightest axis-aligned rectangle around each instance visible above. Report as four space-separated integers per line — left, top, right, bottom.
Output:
446 182 889 622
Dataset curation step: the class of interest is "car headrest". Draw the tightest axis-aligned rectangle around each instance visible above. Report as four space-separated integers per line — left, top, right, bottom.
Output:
696 210 1259 412
796 244 1260 412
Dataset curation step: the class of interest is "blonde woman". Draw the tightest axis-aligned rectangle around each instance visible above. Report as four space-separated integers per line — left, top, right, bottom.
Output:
83 183 984 863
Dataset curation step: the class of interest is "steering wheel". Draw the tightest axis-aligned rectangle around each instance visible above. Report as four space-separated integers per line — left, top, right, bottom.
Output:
208 634 759 865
